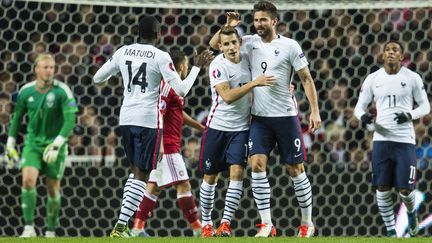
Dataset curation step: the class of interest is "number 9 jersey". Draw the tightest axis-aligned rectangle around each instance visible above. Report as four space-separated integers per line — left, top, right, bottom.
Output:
95 43 183 129
241 34 308 117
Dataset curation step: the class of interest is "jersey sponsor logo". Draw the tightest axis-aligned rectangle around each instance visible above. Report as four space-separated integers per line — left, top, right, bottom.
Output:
375 84 381 88
401 82 406 87
252 47 259 50
169 62 175 72
27 96 34 103
229 74 235 79
299 53 305 58
274 48 280 56
108 56 113 61
46 93 55 108
212 68 222 79
294 153 302 158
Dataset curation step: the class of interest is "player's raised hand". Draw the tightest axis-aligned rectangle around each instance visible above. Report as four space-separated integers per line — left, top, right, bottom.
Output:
225 12 240 27
193 50 214 68
308 111 321 133
43 136 65 164
252 75 276 87
5 137 19 168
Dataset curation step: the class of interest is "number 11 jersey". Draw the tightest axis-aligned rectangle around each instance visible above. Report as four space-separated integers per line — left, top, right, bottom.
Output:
355 67 428 144
101 43 182 128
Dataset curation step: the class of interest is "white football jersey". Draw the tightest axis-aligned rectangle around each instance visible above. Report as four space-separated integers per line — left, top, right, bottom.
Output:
95 43 182 128
355 67 429 144
241 34 308 117
207 53 251 131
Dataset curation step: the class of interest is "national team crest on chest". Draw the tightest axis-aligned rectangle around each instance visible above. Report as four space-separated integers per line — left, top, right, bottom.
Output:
401 82 406 88
274 47 280 56
46 93 55 108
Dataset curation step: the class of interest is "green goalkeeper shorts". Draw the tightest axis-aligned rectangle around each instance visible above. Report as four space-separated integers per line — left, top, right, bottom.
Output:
19 143 67 180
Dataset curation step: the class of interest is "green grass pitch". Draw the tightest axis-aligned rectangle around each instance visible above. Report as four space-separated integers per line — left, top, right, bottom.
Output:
0 238 431 243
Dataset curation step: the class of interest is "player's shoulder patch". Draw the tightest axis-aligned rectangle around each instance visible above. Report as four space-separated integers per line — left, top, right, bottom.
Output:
212 68 222 80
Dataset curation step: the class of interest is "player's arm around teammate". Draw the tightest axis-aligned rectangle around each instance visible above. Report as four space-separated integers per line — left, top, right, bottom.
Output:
6 53 78 237
212 2 321 237
199 26 275 238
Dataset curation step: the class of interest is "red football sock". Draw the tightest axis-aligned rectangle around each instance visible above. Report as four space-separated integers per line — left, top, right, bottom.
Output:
177 195 199 226
134 193 157 229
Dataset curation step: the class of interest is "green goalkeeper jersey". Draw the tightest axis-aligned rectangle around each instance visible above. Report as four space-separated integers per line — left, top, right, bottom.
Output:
8 80 78 146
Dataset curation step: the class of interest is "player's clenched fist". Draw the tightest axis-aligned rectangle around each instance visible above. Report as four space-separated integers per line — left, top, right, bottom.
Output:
43 136 65 164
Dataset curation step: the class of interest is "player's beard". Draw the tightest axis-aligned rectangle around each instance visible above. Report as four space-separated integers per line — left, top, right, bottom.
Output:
256 26 271 38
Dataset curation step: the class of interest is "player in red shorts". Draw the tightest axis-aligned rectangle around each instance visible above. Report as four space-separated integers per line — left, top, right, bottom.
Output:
131 49 205 237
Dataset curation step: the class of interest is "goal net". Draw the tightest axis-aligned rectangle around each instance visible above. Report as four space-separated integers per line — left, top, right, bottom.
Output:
1 0 431 237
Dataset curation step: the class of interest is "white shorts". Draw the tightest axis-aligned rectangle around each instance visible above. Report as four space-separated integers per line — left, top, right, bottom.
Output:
148 153 190 188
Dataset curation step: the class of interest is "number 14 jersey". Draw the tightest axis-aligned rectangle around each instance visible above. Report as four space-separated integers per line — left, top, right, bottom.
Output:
102 43 182 128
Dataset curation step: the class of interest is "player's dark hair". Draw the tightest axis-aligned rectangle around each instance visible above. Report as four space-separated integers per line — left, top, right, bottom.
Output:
169 49 187 69
219 26 240 41
253 1 278 20
139 15 161 41
384 40 404 54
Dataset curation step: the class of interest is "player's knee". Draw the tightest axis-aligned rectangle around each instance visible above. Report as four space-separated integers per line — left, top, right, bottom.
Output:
229 165 244 181
176 181 191 193
133 168 149 181
286 163 304 177
250 156 267 172
147 182 161 196
203 174 218 185
47 187 60 197
22 176 37 189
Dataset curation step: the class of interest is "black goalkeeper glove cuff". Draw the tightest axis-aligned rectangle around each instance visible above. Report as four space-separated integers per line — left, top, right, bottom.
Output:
360 113 373 124
394 112 412 124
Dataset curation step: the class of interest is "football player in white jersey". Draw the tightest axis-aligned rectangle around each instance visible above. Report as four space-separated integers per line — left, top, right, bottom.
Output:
199 26 276 238
209 1 321 238
93 15 213 237
354 41 430 237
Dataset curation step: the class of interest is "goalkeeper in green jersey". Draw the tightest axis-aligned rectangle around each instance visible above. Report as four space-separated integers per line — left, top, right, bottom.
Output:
5 53 78 238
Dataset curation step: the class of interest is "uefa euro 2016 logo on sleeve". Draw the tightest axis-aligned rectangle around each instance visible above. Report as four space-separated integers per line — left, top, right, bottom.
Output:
212 69 221 80
46 93 55 108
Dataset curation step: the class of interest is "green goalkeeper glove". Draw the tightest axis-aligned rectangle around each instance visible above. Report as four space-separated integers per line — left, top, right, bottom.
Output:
43 136 65 164
5 137 20 168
